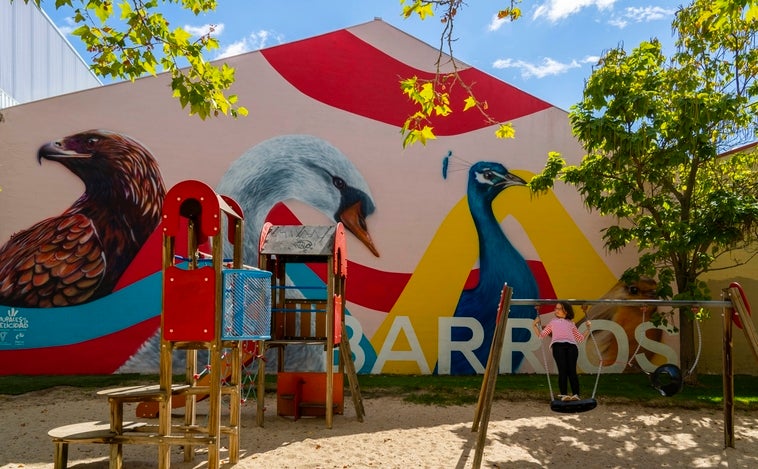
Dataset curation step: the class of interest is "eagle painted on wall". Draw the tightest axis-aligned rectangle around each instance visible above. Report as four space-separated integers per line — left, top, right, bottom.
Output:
0 130 166 307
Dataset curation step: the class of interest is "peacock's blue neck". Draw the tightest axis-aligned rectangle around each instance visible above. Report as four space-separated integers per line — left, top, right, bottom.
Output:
468 193 537 300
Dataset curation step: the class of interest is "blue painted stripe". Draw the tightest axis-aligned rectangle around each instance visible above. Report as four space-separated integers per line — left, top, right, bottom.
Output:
0 272 161 349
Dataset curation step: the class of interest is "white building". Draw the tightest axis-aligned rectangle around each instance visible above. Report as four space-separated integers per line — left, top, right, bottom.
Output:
0 1 100 109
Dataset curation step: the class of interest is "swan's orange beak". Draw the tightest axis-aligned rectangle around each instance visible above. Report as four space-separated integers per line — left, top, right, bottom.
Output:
339 201 380 257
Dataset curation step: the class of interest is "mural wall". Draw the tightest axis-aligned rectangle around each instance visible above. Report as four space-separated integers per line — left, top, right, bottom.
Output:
2 19 745 376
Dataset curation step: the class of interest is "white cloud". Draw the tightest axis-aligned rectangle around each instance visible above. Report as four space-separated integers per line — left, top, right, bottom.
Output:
624 6 676 22
184 23 224 37
492 57 581 79
583 55 601 65
533 0 617 23
607 6 676 29
216 40 249 60
215 30 283 60
488 13 508 32
56 17 76 35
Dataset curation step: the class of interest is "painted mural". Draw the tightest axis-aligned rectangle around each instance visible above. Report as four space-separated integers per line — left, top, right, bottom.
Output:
0 20 690 376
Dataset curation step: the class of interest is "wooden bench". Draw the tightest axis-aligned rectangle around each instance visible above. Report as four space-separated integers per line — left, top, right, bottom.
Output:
48 420 146 469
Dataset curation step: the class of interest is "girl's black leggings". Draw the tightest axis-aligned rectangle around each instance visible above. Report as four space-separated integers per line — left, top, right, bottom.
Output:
552 342 580 396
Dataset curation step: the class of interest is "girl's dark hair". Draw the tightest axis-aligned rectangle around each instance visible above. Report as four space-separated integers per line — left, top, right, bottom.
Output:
560 301 575 320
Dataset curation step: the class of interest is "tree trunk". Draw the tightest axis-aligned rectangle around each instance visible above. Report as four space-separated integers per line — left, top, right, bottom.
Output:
675 265 699 385
679 310 698 385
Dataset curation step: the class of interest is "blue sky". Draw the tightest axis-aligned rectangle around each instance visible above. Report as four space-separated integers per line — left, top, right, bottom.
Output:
45 0 680 111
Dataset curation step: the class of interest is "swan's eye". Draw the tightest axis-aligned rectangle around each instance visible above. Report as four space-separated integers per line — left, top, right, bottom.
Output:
333 176 346 189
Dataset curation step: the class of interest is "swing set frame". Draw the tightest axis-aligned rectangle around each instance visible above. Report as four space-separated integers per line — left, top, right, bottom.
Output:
469 282 757 469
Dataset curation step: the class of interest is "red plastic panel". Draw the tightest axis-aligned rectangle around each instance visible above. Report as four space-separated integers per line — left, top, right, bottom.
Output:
259 222 273 256
161 180 221 239
334 294 343 345
333 222 347 277
163 265 216 341
276 371 344 418
220 194 245 245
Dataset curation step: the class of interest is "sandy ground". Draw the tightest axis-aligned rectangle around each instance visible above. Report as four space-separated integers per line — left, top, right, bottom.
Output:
1 386 757 468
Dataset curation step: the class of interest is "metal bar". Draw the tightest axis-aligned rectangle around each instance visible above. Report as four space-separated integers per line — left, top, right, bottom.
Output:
508 298 732 308
723 301 735 448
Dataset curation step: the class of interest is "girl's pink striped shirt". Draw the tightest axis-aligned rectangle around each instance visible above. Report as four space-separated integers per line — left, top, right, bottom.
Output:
539 318 585 345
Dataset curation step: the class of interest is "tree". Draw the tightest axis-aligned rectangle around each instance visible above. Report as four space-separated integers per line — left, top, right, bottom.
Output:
18 0 247 119
529 0 758 380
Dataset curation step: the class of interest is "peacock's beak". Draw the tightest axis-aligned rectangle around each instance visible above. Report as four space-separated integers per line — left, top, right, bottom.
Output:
504 172 527 187
339 201 380 257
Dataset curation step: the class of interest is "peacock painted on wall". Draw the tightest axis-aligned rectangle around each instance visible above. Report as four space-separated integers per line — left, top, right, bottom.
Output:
443 154 539 375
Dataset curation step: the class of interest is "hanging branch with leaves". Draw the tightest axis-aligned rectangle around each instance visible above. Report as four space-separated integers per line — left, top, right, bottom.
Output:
21 0 247 119
399 0 522 147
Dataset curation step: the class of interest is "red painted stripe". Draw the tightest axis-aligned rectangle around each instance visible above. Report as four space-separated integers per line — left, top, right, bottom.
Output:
0 316 159 375
261 29 552 135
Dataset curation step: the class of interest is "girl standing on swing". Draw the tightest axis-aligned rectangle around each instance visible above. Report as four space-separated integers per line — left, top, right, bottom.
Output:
533 302 592 401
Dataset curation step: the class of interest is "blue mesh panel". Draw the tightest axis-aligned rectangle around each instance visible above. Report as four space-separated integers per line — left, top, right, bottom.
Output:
222 269 272 340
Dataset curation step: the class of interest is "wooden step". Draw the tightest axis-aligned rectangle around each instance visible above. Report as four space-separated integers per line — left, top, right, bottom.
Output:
49 420 146 443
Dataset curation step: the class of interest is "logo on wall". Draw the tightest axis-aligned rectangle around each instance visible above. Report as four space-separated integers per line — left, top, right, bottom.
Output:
0 308 28 346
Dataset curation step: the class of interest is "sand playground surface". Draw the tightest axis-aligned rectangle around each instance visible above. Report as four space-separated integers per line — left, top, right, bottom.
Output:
1 385 757 468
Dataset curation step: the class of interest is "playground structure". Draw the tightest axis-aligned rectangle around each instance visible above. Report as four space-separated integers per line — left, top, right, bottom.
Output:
471 282 758 469
255 222 364 429
135 223 365 427
48 180 272 469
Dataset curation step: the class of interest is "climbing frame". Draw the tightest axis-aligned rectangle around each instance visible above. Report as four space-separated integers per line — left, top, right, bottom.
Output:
256 223 364 429
102 179 268 469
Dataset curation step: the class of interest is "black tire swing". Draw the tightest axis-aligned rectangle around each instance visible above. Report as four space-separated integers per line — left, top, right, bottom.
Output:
626 309 702 397
651 363 684 397
648 319 702 397
537 312 603 414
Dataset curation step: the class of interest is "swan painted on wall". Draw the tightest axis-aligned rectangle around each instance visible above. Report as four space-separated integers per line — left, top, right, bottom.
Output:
217 134 379 372
118 135 379 373
216 134 379 263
